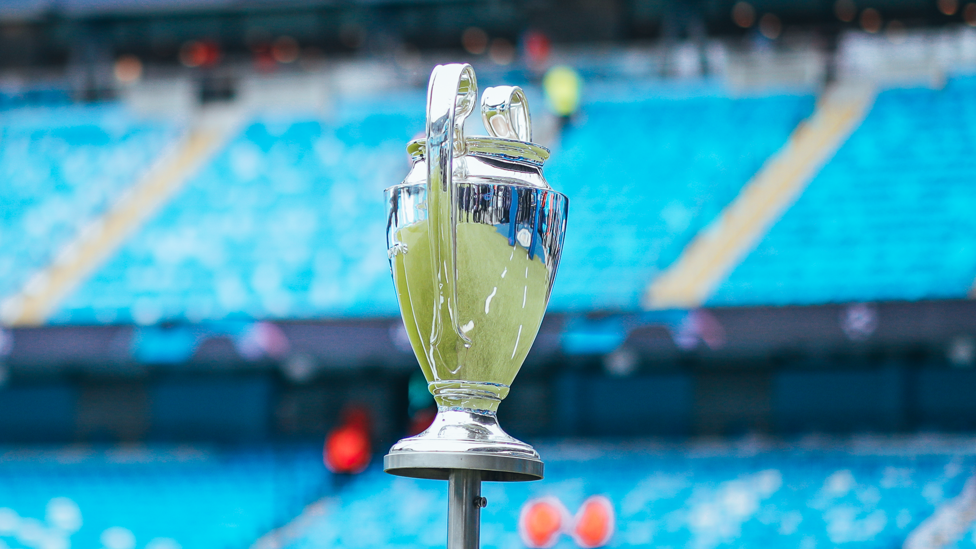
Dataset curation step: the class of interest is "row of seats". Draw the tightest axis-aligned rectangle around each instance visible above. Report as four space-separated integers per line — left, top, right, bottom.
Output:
55 95 426 324
50 85 814 324
0 444 327 549
0 87 72 111
0 104 178 301
0 438 971 548
711 75 976 306
282 437 975 549
12 75 976 321
546 84 815 311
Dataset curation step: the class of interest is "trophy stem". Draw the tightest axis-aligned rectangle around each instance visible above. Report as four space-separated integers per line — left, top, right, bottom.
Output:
448 469 484 549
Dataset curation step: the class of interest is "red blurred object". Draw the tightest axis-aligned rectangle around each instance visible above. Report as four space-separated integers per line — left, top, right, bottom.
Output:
523 30 551 69
249 41 277 73
407 407 436 436
179 40 221 68
324 407 371 474
253 52 277 73
518 497 568 548
572 496 615 548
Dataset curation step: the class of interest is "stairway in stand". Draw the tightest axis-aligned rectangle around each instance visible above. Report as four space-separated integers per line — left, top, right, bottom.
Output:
644 81 877 310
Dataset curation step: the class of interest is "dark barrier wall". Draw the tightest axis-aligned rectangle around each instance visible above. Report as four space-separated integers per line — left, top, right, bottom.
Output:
773 365 906 433
0 384 76 442
915 369 976 431
150 376 272 442
555 372 693 437
2 361 976 443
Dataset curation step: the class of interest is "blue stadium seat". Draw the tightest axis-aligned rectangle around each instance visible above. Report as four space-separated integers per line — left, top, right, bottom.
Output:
282 440 973 549
545 83 815 312
56 95 426 324
0 444 327 549
710 75 976 306
0 104 178 301
0 440 969 548
52 85 811 323
0 85 72 111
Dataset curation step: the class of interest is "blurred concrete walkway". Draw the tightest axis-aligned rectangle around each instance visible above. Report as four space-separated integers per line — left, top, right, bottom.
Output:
644 81 877 310
904 475 976 549
251 497 333 549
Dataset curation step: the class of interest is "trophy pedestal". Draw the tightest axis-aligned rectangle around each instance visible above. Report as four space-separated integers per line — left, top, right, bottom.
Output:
384 410 543 549
384 408 543 481
384 450 543 482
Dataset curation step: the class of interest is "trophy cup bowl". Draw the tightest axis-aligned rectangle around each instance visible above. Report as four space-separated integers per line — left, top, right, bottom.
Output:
384 64 568 482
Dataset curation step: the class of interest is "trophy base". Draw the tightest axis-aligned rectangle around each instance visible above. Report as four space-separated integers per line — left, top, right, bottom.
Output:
384 408 543 482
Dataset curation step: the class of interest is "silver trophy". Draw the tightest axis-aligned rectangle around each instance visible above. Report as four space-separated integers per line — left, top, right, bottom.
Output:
384 63 569 548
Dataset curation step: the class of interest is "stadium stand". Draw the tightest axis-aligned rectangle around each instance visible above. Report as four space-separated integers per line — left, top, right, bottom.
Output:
47 85 813 323
710 75 976 306
0 104 179 309
264 438 976 549
645 82 876 310
0 444 326 549
5 0 976 547
544 84 815 312
53 95 426 324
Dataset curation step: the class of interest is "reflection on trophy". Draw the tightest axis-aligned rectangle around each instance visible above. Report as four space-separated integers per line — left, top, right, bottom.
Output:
384 63 569 548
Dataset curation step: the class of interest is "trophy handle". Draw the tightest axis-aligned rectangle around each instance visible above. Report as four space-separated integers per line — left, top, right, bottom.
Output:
426 63 477 353
481 86 532 142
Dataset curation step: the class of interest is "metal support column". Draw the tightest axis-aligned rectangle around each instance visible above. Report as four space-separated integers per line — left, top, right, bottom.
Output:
448 469 485 549
385 452 541 549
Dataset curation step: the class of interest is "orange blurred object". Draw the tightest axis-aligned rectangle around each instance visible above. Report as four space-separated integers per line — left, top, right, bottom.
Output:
860 7 882 33
272 36 300 63
732 1 756 28
518 497 567 548
324 408 371 474
572 496 615 548
462 27 488 55
113 55 143 83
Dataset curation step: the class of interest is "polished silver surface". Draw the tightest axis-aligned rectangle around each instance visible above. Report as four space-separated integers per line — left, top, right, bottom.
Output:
384 451 544 482
387 407 541 461
385 60 565 549
449 470 481 549
481 85 531 142
407 137 550 169
385 180 568 462
386 181 569 308
385 64 567 487
425 63 475 353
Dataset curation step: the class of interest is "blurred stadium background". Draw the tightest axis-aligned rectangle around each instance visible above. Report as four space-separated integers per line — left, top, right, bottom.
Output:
3 0 976 547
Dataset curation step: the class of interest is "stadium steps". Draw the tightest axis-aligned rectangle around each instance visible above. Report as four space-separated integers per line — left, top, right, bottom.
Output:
644 81 876 310
251 498 332 549
1 108 242 326
904 475 976 549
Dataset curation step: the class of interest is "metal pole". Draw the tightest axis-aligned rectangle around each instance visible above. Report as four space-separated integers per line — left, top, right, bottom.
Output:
447 469 485 549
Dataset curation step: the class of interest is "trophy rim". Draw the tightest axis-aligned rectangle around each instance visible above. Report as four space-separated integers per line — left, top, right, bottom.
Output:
384 451 544 482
